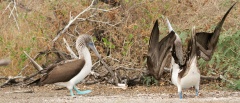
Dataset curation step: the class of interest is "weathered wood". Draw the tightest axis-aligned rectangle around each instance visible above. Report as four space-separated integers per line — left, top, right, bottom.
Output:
24 51 43 71
0 59 11 66
100 59 119 85
0 76 25 88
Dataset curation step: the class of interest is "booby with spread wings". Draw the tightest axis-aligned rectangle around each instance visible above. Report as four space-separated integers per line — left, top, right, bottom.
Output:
168 2 236 99
168 22 200 99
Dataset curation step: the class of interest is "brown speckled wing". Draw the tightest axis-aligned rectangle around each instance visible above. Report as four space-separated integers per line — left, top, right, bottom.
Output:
39 59 85 85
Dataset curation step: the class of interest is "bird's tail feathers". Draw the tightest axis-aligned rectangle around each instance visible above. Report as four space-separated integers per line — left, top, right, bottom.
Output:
27 78 41 86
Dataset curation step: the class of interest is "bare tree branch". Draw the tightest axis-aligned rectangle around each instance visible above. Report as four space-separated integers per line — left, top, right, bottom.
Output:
24 51 43 71
0 76 25 88
100 59 119 84
2 0 20 30
52 0 96 42
5 90 33 94
63 38 78 59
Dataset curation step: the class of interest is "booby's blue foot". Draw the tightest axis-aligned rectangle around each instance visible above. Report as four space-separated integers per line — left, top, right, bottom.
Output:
70 90 75 97
73 86 91 95
76 90 91 95
195 89 199 96
178 91 183 99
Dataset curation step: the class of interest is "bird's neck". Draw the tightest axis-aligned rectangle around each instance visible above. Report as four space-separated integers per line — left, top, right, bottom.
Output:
78 47 92 66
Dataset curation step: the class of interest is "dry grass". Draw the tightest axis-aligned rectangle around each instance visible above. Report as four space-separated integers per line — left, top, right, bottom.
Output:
0 0 239 87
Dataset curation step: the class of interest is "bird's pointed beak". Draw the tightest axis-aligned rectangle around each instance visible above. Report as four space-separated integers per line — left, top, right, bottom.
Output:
88 42 101 59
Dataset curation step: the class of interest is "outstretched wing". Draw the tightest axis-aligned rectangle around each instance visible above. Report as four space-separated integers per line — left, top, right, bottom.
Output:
147 20 176 79
148 20 160 56
196 2 236 61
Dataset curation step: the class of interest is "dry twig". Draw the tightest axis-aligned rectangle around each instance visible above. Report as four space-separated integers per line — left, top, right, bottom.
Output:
23 51 43 71
2 0 20 30
100 59 119 84
63 38 78 59
52 0 121 42
5 90 33 94
0 76 25 88
52 0 96 42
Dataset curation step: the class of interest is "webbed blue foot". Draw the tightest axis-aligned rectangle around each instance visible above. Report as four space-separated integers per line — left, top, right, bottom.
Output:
178 91 183 99
195 89 199 96
76 90 91 95
73 86 91 95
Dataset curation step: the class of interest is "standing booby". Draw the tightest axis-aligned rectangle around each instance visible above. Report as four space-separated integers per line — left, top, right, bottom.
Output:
176 27 199 99
196 2 236 61
147 20 176 80
147 19 198 99
167 2 236 99
169 24 200 99
30 34 101 96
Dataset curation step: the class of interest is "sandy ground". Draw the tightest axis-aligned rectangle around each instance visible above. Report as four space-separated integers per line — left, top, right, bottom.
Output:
0 84 239 103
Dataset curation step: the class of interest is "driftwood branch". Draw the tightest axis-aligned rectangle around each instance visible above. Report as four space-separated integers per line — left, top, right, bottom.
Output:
5 90 33 94
115 66 144 72
23 71 42 81
200 75 221 81
24 51 43 71
18 52 43 76
0 76 25 88
100 59 119 84
0 59 11 66
0 76 8 80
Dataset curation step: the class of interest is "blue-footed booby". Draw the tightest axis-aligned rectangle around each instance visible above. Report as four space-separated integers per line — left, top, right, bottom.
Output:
29 34 101 96
167 2 236 99
168 20 200 99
